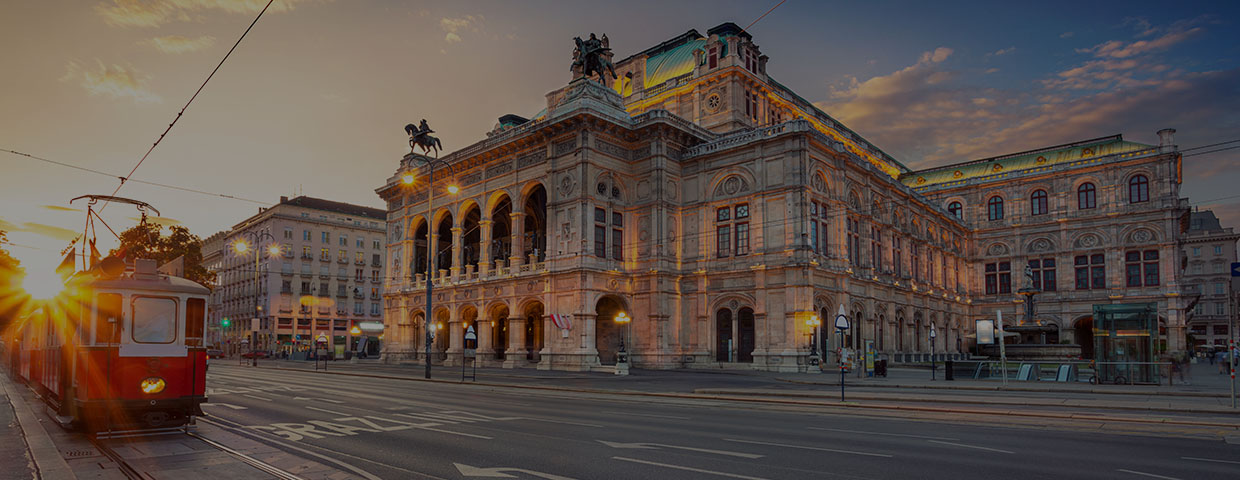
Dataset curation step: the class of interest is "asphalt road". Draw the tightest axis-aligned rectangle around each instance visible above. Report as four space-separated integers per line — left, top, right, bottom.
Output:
199 364 1240 480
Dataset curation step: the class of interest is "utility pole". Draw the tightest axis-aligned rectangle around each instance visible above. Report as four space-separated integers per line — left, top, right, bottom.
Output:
1231 290 1236 408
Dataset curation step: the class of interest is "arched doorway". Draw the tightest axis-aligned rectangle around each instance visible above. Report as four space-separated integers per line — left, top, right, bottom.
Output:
411 311 425 358
490 304 509 360
433 309 449 362
914 313 923 353
1074 316 1094 359
737 307 755 363
523 301 544 362
491 196 512 266
435 213 454 275
877 314 885 352
461 205 481 270
523 185 547 261
595 296 627 366
897 313 905 352
461 306 478 350
716 308 733 362
818 306 830 359
412 220 428 276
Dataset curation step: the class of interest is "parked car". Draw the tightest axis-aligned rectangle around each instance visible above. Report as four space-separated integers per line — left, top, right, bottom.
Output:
240 350 271 359
206 348 225 359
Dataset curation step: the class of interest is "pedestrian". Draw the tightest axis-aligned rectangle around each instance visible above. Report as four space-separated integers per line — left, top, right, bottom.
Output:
1219 350 1229 374
1179 350 1192 385
1209 350 1216 365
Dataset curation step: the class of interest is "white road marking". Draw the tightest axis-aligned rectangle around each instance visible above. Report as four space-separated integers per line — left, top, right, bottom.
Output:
201 403 247 410
1182 456 1240 465
808 427 957 441
722 438 892 458
611 457 770 480
242 394 272 401
603 411 690 420
294 396 345 404
926 440 1013 454
306 406 349 416
597 440 763 459
454 463 577 480
419 426 492 440
517 417 604 428
1117 469 1182 480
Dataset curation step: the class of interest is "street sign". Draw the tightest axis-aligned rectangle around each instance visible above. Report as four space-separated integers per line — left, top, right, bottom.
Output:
316 334 328 343
976 319 995 345
1232 262 1240 277
834 304 849 330
465 325 477 341
251 318 260 331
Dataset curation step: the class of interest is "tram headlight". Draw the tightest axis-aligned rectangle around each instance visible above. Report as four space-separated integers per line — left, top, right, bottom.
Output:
140 377 166 394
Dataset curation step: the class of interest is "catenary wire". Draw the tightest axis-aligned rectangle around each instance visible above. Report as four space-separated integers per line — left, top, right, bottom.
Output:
101 0 275 212
1 148 268 205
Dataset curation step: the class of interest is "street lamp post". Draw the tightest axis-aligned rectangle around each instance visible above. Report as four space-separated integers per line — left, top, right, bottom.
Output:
614 311 631 375
403 154 458 380
834 304 850 402
930 323 938 380
806 314 821 367
233 231 278 367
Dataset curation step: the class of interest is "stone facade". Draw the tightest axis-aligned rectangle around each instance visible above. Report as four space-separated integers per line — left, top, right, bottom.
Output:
206 196 386 356
376 23 1192 372
1182 210 1238 349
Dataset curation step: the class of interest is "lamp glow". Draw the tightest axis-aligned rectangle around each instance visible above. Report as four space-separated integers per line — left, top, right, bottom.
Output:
233 241 249 253
614 312 630 324
140 377 166 394
268 245 282 257
402 174 415 185
446 185 460 195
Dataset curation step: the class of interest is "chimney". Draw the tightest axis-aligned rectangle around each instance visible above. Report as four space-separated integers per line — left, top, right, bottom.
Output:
1157 128 1176 152
280 196 288 203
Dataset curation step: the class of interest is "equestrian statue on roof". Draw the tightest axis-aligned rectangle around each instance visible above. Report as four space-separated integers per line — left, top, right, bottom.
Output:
572 33 617 87
405 118 443 156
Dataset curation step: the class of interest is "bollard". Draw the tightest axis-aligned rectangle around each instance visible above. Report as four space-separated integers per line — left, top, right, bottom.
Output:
945 359 954 381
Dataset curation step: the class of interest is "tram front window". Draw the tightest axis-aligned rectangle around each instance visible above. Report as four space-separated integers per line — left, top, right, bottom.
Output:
96 294 122 344
186 298 205 347
131 297 178 344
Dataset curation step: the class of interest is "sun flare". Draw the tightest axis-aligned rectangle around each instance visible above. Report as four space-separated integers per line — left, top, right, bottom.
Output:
19 270 66 300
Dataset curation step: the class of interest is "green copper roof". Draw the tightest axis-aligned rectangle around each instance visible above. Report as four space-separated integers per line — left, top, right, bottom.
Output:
901 135 1155 189
642 37 706 90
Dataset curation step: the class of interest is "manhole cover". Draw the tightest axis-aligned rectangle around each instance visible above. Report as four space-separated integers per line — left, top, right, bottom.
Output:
65 450 96 458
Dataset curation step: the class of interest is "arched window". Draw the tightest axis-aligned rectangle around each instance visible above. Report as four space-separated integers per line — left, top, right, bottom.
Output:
947 201 962 219
1030 190 1048 216
1077 183 1096 209
987 196 1004 221
1129 175 1149 203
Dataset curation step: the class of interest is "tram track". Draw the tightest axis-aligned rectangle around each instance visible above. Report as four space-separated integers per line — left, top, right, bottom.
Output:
90 424 305 480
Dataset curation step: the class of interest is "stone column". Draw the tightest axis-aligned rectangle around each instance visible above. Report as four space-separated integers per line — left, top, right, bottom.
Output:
476 317 494 365
450 226 463 277
427 232 439 280
446 308 462 365
478 220 493 275
509 212 525 267
504 315 527 368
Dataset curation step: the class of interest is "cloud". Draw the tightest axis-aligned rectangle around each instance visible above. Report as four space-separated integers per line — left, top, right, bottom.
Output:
144 35 216 53
61 60 162 103
94 0 312 28
127 216 181 226
989 47 1016 57
40 205 80 212
439 15 482 44
17 222 79 243
1078 27 1200 59
1059 32 1074 39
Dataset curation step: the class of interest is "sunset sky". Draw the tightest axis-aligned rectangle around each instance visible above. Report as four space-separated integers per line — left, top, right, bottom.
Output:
2 0 1239 279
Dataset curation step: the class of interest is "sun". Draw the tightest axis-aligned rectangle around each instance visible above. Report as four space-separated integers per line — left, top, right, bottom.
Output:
19 269 66 300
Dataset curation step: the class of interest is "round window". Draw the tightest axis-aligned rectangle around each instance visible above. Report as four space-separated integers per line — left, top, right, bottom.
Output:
706 93 722 113
597 183 607 195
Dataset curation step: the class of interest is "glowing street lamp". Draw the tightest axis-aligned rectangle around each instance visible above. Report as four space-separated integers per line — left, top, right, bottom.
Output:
806 314 822 364
614 311 631 364
234 229 278 366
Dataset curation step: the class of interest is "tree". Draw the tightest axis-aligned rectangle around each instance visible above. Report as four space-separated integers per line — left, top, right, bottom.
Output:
0 230 26 325
111 223 215 288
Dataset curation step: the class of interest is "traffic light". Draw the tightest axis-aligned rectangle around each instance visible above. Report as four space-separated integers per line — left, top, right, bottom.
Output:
222 317 231 328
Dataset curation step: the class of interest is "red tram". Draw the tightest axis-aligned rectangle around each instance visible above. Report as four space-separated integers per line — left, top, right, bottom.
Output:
9 258 210 430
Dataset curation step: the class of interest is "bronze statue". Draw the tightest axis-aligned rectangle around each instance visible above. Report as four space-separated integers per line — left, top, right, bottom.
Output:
405 119 443 156
573 32 617 86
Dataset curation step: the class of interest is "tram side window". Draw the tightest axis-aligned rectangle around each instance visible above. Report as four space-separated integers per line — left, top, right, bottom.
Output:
96 294 122 345
131 297 178 344
186 298 205 347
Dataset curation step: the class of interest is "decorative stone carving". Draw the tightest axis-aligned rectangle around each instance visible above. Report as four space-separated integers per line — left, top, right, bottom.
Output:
714 175 750 198
633 144 651 159
460 171 483 185
595 139 630 160
1028 238 1052 253
485 161 513 179
986 243 1010 256
667 179 679 201
559 174 575 197
1130 229 1153 243
608 278 619 290
516 150 546 169
636 180 651 200
728 299 739 310
811 173 827 193
1076 234 1100 248
553 138 576 156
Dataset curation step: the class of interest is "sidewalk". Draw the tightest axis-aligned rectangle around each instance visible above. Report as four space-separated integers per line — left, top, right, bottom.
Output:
0 372 70 480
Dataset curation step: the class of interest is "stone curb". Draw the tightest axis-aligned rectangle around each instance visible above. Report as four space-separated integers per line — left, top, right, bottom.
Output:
694 388 1240 416
1 375 75 479
247 365 1240 430
774 376 1233 398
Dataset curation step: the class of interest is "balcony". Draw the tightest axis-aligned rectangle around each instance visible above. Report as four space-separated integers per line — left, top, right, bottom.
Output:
319 255 331 262
301 254 314 261
280 287 292 294
338 258 348 264
356 259 366 265
336 291 347 298
370 310 382 317
353 292 364 299
372 261 382 267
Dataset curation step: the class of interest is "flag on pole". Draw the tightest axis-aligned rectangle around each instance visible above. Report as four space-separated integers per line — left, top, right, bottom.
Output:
551 314 572 330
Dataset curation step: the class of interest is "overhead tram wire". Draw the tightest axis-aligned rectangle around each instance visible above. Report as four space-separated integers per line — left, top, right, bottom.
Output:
100 0 276 212
1 148 268 205
744 0 786 32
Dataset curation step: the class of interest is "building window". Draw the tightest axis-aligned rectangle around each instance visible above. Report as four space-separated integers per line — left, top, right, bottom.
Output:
736 204 749 220
284 228 293 239
338 249 346 261
1217 302 1226 315
1214 245 1223 255
1129 175 1149 203
893 236 903 277
985 261 1011 295
1125 250 1159 287
717 207 730 222
594 207 607 258
611 212 623 261
357 239 364 248
356 252 364 263
1192 247 1201 257
810 202 820 253
374 240 381 250
871 226 882 270
322 231 329 243
947 201 962 219
355 268 363 282
1030 190 1048 216
847 218 861 266
339 235 347 246
320 247 330 260
372 270 380 282
736 222 750 256
303 230 310 241
1077 183 1096 209
708 47 718 69
1029 258 1056 291
987 196 1004 221
717 225 731 258
809 201 828 254
1215 282 1225 295
1075 254 1106 290
940 253 947 287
